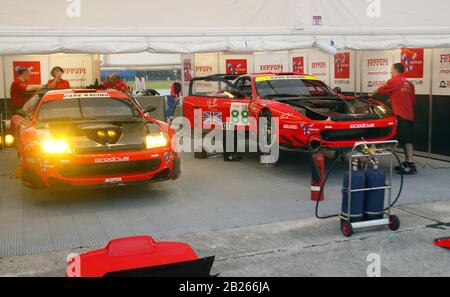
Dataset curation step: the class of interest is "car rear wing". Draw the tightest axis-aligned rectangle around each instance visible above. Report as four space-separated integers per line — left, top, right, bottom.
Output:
188 74 240 96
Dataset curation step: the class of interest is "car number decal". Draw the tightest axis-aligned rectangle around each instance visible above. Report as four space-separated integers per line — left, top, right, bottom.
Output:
229 102 249 127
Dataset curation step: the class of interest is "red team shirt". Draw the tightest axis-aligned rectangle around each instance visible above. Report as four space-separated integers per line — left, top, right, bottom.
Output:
114 80 129 93
48 78 71 90
376 74 416 122
10 79 33 108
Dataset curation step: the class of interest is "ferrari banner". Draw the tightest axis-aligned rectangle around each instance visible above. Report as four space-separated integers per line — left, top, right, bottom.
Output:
432 49 450 96
361 51 394 93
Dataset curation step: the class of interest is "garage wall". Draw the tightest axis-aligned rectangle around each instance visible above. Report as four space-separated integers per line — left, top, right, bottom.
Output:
0 54 99 117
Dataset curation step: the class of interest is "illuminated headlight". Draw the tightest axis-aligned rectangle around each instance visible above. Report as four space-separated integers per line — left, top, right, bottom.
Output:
145 132 168 149
42 139 72 154
3 134 15 146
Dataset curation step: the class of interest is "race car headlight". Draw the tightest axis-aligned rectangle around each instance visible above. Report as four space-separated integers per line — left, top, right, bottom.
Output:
3 134 15 146
42 139 72 154
145 132 168 149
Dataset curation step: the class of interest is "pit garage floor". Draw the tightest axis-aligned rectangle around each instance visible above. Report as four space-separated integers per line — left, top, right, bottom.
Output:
0 149 449 257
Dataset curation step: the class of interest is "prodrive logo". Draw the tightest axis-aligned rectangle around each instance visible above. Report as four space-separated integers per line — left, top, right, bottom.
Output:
350 123 375 129
94 156 130 163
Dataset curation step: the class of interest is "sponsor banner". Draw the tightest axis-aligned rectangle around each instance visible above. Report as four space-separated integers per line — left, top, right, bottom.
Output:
292 56 305 74
194 53 219 93
362 51 394 93
308 52 330 85
331 51 356 93
334 53 350 79
50 54 94 88
225 59 248 75
254 52 289 74
13 61 41 84
401 48 424 79
400 48 431 95
194 53 218 77
432 49 450 95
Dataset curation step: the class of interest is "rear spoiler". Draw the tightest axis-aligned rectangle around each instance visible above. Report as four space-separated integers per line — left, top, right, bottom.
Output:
188 74 239 96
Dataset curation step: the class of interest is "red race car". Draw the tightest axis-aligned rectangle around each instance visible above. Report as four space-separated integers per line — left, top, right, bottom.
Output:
184 73 397 156
11 89 180 189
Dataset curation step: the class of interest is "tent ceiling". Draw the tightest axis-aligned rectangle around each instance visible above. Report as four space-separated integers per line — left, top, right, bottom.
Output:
1 0 450 54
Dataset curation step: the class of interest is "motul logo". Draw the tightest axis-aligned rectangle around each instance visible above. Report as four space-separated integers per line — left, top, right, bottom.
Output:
350 123 375 129
94 156 130 163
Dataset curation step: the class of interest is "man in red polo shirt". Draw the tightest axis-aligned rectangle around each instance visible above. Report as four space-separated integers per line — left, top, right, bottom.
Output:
374 63 417 174
48 66 71 89
10 68 43 113
111 73 130 94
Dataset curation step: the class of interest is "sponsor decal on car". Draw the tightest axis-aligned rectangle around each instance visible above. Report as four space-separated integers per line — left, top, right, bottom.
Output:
255 75 318 83
104 177 123 184
63 93 109 99
350 123 376 129
282 124 298 130
94 156 130 163
230 102 249 126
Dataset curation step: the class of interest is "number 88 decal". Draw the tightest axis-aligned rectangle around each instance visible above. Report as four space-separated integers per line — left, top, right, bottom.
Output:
231 109 249 124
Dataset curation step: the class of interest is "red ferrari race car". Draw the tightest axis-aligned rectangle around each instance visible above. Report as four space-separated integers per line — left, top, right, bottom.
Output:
183 73 397 157
10 89 180 189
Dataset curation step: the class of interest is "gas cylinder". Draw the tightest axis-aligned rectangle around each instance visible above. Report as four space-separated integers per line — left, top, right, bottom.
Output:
341 160 365 222
311 151 325 201
364 159 386 220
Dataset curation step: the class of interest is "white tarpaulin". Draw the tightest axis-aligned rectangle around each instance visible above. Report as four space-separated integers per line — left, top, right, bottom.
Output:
0 0 450 54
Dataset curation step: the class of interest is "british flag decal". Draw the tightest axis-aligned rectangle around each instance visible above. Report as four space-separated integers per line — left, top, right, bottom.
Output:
203 111 223 125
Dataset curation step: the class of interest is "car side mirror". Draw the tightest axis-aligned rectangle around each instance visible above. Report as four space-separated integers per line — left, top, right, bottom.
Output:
143 105 156 113
333 87 342 94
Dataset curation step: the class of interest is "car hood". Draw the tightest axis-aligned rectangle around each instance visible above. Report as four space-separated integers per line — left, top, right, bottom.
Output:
278 96 393 121
37 119 161 154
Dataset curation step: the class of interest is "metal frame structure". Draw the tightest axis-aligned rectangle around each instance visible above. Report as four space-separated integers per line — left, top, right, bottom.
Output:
340 140 398 231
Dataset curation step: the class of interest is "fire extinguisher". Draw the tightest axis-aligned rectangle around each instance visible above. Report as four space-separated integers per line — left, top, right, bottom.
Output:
311 151 325 201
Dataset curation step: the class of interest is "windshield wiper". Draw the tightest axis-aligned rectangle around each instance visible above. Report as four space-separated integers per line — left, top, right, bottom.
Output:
40 116 88 122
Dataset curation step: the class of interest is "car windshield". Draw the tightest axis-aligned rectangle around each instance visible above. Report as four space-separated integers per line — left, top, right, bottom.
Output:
38 97 139 122
256 78 335 99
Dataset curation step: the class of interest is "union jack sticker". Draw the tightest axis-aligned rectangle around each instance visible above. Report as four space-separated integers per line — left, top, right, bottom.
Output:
203 111 223 125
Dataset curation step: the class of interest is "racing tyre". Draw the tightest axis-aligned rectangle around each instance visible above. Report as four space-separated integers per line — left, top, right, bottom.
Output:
258 110 274 153
388 215 400 231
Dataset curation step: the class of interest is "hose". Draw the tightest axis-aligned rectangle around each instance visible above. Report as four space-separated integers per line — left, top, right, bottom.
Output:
314 149 405 219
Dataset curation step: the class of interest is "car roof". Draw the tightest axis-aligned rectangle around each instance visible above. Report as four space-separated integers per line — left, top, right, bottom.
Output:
41 89 130 102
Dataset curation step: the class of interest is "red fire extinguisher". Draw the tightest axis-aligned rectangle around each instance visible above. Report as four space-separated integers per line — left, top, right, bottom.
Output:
311 151 325 201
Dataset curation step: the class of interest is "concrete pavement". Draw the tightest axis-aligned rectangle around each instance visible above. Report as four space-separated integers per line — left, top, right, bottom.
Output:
1 199 449 277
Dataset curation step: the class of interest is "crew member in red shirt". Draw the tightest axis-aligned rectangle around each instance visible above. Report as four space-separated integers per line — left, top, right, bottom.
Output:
102 75 114 89
48 66 71 90
111 73 130 94
373 63 417 174
10 67 43 113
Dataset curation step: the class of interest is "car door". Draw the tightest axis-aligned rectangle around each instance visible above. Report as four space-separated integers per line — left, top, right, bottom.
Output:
217 76 252 130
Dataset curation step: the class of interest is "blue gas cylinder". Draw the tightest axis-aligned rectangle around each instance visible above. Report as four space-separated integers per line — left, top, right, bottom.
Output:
364 167 386 220
341 165 365 222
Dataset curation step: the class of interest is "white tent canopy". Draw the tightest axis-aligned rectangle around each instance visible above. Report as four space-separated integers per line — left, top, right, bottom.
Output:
1 0 450 54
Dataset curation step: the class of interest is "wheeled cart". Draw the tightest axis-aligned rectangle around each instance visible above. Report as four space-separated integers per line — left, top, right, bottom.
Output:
340 140 401 237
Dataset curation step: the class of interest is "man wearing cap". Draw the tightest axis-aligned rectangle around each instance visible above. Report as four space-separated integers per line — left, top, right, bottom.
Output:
10 68 43 113
48 66 70 89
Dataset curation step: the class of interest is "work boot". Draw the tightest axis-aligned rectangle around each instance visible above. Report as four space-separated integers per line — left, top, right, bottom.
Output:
395 162 408 171
397 162 417 175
